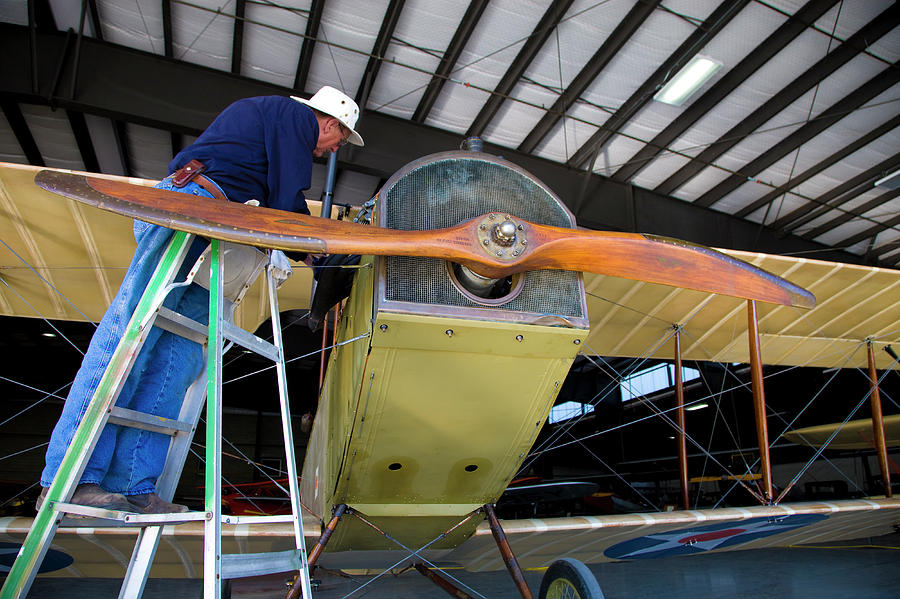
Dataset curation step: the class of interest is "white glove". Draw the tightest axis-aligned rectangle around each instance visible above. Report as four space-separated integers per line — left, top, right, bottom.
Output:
268 250 293 289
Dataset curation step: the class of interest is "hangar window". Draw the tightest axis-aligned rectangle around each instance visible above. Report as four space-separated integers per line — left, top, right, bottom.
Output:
549 401 594 424
620 363 700 402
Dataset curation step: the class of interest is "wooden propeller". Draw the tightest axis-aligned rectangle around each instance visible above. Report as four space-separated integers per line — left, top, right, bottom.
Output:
35 170 815 308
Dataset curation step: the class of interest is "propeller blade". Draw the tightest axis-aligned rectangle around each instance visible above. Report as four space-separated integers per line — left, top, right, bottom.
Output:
35 170 814 308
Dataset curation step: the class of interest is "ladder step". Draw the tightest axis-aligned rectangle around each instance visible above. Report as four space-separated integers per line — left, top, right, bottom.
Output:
221 549 306 580
156 307 280 361
221 321 280 362
53 502 207 525
108 406 194 435
155 307 208 344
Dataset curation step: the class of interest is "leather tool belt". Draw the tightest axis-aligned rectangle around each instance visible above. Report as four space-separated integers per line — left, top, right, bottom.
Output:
170 159 228 202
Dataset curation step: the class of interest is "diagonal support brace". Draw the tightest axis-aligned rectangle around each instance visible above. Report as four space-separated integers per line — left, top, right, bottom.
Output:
483 503 533 599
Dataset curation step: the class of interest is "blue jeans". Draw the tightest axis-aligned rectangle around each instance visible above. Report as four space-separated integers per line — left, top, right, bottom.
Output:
41 178 219 495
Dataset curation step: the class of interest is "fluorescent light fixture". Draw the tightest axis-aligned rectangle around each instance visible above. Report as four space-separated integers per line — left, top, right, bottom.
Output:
654 56 723 106
685 402 709 412
41 332 57 338
874 170 900 190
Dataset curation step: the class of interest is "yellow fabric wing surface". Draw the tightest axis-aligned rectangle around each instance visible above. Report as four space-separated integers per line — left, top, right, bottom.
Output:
0 163 314 333
2 163 897 368
1 498 897 576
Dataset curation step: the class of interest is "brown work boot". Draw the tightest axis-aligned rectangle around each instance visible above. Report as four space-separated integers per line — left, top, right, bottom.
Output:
127 493 189 514
69 483 136 512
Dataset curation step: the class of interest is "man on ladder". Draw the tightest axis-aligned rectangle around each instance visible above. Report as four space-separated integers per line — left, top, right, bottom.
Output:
2 86 364 599
39 86 363 514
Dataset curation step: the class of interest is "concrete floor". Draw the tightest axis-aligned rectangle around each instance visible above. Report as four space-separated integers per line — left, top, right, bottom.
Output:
23 533 900 598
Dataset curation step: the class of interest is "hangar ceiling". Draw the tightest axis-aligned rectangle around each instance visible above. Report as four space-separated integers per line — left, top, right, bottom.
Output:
0 0 899 267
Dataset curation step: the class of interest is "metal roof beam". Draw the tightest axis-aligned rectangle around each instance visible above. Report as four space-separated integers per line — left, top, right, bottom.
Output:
653 4 899 196
293 0 324 93
1 101 44 166
65 109 99 172
87 0 102 41
568 0 749 170
162 0 173 58
517 0 660 155
355 0 405 108
695 64 900 209
810 188 900 245
32 0 57 30
412 0 488 123
735 114 900 219
112 119 132 177
231 0 246 75
772 153 900 233
869 235 900 260
465 0 575 138
610 0 838 184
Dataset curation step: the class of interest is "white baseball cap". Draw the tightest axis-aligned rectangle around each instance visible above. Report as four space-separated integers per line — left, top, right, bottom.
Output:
291 86 364 147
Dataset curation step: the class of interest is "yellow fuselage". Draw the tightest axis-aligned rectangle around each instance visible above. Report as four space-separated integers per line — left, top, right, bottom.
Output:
300 256 585 550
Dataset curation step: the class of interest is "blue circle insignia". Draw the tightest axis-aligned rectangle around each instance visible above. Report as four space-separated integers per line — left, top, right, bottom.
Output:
604 513 828 560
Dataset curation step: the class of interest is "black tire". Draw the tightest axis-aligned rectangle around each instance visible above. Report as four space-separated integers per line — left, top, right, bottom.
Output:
538 558 604 599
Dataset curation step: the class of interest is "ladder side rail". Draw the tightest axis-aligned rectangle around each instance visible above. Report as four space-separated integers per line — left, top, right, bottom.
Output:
204 239 226 599
0 231 196 599
266 264 313 598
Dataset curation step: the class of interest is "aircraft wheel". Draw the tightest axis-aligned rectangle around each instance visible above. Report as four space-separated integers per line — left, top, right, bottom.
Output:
538 558 604 599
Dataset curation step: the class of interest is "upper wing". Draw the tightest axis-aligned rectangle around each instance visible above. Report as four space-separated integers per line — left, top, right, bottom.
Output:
582 251 900 370
7 163 894 370
0 163 313 333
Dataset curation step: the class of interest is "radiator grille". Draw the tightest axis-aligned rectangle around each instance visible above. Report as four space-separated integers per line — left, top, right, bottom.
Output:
378 153 585 321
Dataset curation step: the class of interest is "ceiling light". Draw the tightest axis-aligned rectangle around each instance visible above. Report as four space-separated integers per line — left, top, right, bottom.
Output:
685 402 709 411
654 56 723 106
41 332 57 338
874 170 900 190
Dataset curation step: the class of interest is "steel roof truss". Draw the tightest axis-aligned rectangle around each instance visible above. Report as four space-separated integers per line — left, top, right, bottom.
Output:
695 65 900 210
566 0 748 170
517 0 660 155
465 0 575 138
412 0 488 124
609 0 839 184
653 3 899 197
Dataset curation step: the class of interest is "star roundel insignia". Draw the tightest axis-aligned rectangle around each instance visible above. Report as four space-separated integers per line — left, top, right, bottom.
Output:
603 514 828 560
0 542 74 573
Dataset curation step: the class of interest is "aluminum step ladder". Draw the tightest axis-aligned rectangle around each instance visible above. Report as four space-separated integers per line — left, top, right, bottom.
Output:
0 233 313 599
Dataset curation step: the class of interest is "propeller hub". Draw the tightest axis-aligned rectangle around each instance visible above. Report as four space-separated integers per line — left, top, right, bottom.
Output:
491 220 518 246
476 214 527 260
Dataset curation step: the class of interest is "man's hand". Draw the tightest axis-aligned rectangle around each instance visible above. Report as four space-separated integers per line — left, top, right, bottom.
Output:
268 250 293 289
303 253 325 267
